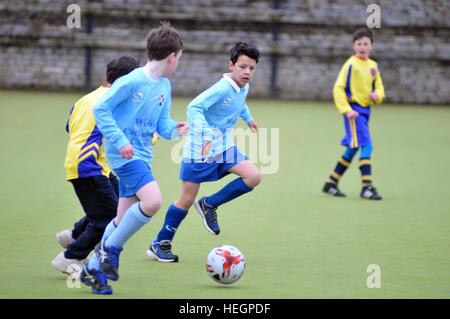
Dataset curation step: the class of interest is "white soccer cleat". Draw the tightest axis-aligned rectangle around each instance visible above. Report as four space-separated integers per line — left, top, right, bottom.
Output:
56 229 74 249
51 251 84 275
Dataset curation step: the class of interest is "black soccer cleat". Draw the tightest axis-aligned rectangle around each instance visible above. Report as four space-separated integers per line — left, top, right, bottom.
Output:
322 183 346 197
194 197 220 235
79 263 96 287
360 185 382 200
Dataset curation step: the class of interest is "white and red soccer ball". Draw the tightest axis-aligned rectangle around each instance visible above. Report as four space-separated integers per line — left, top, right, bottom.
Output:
206 245 245 285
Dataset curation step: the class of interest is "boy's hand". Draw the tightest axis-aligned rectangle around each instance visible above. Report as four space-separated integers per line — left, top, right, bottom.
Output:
346 110 359 119
369 92 379 103
201 140 212 156
120 143 134 160
248 120 258 133
176 121 189 136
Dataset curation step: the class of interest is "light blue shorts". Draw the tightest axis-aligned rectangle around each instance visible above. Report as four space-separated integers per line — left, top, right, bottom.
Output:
113 160 155 198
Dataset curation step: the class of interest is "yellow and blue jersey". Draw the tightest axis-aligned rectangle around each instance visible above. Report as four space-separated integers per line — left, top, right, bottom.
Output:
64 86 111 180
333 55 385 114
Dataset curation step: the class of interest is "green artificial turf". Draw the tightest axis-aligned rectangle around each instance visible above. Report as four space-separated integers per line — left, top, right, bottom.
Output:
0 90 449 298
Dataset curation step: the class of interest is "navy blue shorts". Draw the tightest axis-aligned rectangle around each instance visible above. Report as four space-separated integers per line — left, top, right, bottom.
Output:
113 160 155 198
180 146 248 183
341 103 372 148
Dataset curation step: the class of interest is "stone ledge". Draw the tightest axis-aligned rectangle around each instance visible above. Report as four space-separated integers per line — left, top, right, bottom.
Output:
2 34 448 61
1 2 449 27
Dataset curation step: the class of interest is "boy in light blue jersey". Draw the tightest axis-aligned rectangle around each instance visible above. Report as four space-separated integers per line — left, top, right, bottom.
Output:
147 42 261 263
79 22 188 294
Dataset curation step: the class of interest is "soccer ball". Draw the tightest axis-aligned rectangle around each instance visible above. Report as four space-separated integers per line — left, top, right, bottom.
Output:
206 245 245 285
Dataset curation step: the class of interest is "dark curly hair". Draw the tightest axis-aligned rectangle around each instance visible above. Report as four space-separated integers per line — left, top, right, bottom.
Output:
106 56 139 84
229 42 260 64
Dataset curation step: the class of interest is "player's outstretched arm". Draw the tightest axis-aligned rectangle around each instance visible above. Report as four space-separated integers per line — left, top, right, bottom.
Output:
240 102 255 132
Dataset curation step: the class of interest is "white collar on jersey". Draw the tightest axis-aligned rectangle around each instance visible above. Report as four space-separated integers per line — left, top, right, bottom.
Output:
222 73 248 93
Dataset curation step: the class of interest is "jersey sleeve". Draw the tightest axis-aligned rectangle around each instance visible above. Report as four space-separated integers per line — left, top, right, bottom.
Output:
156 83 177 140
373 64 385 105
93 79 131 150
333 61 353 114
240 102 254 124
65 105 74 133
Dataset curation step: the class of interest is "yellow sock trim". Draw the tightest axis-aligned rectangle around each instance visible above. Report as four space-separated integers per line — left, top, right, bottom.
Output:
339 158 350 167
331 172 341 180
359 159 371 166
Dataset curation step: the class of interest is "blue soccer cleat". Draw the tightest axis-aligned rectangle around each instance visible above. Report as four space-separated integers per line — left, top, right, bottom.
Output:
80 262 112 295
95 241 122 281
194 197 220 235
146 240 179 263
91 269 113 295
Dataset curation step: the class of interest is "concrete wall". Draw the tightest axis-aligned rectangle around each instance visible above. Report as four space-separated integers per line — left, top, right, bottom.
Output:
1 0 449 104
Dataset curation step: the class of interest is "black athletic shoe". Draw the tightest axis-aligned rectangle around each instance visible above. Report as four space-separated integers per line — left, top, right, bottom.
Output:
79 263 95 287
361 185 382 200
322 183 346 197
194 197 220 235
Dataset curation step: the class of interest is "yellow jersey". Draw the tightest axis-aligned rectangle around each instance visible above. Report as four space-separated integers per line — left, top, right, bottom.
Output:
333 55 385 114
64 86 111 180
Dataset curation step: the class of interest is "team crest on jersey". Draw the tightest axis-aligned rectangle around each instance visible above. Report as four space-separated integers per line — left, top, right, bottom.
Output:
133 92 144 103
370 68 377 78
223 97 232 105
159 94 165 106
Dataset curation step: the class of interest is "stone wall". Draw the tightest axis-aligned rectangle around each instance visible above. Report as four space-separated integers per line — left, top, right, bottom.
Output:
0 0 449 104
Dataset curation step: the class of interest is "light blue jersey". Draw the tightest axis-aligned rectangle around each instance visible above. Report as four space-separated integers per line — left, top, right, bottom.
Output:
183 73 254 160
93 67 178 169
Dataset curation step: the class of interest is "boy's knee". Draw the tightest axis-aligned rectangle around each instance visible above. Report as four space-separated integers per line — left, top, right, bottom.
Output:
244 171 262 188
140 199 162 216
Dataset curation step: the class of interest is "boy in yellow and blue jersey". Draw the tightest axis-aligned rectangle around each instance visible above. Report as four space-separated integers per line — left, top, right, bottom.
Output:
146 42 261 263
323 27 385 200
51 56 139 275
